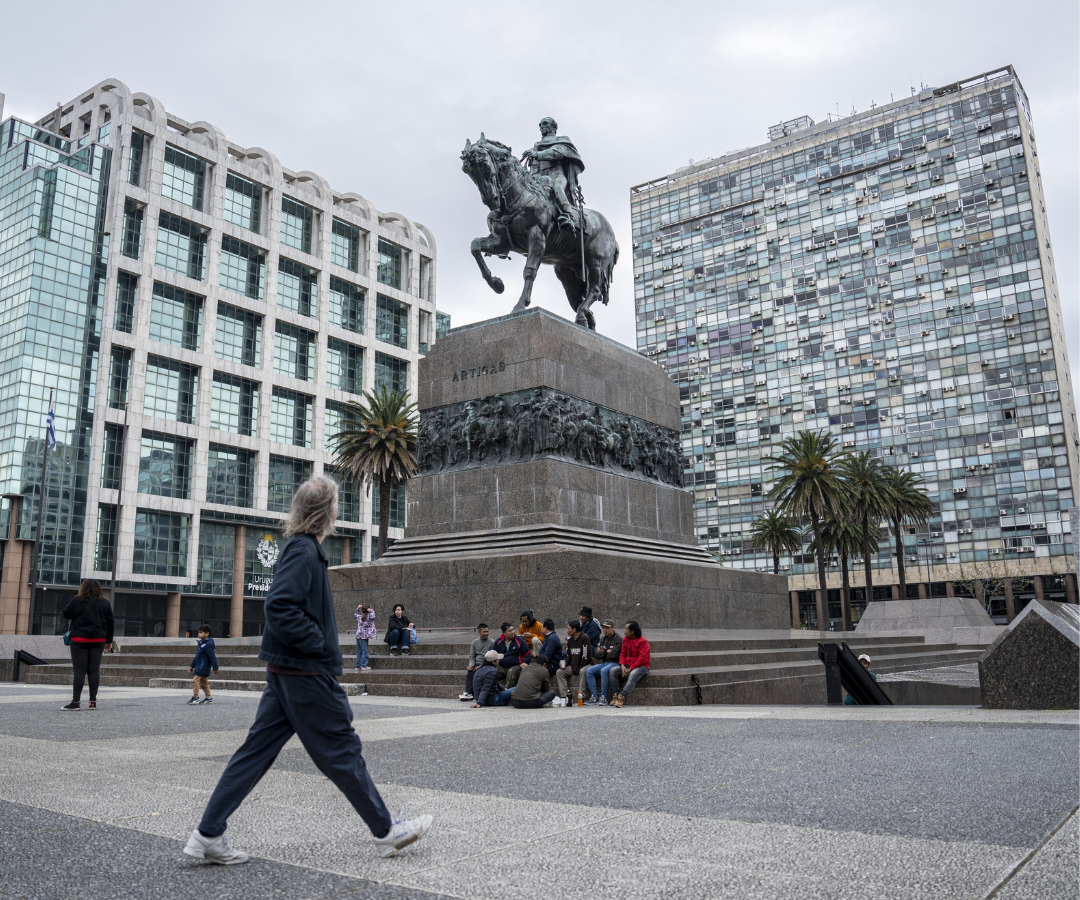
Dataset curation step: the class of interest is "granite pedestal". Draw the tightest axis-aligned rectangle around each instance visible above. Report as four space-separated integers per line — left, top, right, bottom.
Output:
331 308 789 630
978 598 1079 709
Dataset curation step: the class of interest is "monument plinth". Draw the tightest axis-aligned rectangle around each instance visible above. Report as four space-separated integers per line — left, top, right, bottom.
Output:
331 308 789 630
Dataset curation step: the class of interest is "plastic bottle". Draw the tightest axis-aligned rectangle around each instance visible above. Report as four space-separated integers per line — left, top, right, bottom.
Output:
577 691 584 707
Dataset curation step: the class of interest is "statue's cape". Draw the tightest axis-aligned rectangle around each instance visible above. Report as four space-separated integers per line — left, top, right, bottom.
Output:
535 134 584 172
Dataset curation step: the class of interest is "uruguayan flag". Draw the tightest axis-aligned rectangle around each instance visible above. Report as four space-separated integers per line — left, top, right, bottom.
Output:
46 403 55 451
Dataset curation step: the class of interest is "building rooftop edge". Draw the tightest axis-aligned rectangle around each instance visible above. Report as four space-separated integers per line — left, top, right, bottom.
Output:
630 64 1023 196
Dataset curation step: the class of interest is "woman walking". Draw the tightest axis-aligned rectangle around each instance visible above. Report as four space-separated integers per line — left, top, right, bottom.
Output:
354 603 376 671
61 579 114 711
185 476 431 864
385 604 412 656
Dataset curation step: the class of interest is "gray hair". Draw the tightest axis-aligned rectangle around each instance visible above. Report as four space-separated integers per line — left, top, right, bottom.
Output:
284 475 338 539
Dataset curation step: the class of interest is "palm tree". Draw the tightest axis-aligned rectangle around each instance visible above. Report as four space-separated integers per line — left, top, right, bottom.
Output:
328 386 418 558
766 430 846 631
822 513 864 631
749 509 804 575
837 452 890 601
881 466 935 598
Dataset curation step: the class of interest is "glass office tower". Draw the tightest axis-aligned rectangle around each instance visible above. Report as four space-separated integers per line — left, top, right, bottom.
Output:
629 66 1078 625
0 79 446 636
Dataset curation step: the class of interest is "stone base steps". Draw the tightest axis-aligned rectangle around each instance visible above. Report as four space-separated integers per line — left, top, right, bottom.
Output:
19 636 989 705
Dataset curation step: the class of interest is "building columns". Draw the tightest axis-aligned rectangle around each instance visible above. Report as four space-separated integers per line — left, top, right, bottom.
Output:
231 525 246 639
917 582 928 599
165 592 181 638
789 591 799 629
945 581 955 598
14 542 33 635
1003 578 1016 623
974 579 985 606
0 497 26 634
1032 575 1044 601
341 536 351 567
890 584 900 600
1064 574 1077 605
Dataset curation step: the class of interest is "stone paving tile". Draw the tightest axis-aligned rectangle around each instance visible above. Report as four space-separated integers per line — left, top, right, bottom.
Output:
995 811 1080 900
1 690 1076 900
0 799 453 900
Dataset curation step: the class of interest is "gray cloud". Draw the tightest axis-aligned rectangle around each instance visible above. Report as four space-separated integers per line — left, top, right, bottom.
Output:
3 0 1076 388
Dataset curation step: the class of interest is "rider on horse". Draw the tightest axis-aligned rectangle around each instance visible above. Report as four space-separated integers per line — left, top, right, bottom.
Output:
522 117 584 233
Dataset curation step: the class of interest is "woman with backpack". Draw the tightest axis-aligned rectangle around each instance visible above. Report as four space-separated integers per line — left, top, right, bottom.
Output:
61 579 114 711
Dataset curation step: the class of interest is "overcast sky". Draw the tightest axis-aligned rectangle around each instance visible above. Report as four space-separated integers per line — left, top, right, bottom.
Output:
4 0 1077 386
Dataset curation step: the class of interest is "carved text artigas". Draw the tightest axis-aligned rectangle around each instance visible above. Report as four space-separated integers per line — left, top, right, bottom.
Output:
451 361 505 383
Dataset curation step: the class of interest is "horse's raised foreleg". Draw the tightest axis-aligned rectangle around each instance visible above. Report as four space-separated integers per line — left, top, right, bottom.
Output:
471 232 510 294
514 226 546 313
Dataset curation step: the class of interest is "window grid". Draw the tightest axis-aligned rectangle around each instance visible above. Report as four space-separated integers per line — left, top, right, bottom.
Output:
324 400 357 442
327 338 363 395
155 211 206 280
133 510 189 578
101 422 123 490
327 467 361 522
219 235 265 300
114 271 137 333
161 144 206 210
375 294 408 348
108 347 131 409
121 199 142 259
267 455 313 512
270 387 313 447
206 444 256 508
277 258 317 317
95 504 117 572
280 196 313 254
223 172 261 233
149 282 202 351
374 351 408 394
372 482 405 529
273 322 315 381
329 277 364 334
331 219 360 272
210 372 259 436
196 522 235 595
377 238 402 288
214 304 262 367
144 355 198 424
127 131 146 186
137 430 193 499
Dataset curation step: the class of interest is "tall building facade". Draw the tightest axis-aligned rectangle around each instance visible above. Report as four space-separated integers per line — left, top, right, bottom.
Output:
0 79 444 637
630 66 1078 626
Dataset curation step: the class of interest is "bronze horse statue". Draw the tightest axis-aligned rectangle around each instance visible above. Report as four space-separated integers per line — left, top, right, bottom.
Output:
461 135 619 330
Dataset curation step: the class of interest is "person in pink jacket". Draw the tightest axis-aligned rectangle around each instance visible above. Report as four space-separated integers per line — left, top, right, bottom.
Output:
610 621 650 708
354 604 377 671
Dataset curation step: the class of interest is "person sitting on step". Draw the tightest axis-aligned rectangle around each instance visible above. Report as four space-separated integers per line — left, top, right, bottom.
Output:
460 623 493 701
517 610 544 655
536 619 564 677
492 623 528 688
508 653 557 709
584 619 623 706
385 605 412 656
610 621 650 709
556 620 592 703
578 606 602 649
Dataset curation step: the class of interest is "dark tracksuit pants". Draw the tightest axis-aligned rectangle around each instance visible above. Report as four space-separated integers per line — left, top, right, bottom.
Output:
70 643 104 702
198 672 392 838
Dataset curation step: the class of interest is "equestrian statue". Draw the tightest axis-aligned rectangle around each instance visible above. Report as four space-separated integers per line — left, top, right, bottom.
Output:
461 118 619 330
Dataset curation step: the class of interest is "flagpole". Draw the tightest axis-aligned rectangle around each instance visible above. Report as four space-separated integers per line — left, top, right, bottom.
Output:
28 388 54 620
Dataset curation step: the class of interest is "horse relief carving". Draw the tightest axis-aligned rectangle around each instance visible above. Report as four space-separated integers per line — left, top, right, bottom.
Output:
417 388 684 488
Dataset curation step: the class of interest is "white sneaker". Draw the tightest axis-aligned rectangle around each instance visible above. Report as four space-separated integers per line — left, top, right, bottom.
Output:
373 808 433 858
458 692 473 701
183 829 250 865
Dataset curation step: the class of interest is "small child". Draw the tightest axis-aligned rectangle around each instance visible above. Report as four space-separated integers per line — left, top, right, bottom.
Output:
188 624 219 705
354 604 376 671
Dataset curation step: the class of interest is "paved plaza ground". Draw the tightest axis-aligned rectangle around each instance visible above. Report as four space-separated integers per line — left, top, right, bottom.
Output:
1 683 1076 900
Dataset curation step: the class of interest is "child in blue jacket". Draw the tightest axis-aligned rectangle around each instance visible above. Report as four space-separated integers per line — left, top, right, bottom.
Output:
188 624 219 705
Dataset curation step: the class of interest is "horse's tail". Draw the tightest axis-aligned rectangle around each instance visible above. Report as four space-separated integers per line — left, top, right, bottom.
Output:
600 243 618 306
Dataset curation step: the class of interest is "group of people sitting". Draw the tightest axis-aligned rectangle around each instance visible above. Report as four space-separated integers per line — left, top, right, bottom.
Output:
459 607 651 709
